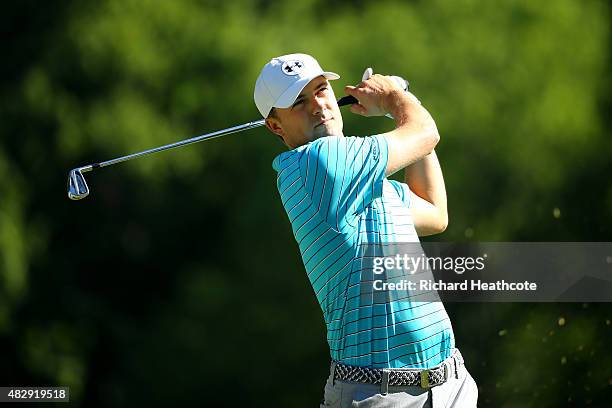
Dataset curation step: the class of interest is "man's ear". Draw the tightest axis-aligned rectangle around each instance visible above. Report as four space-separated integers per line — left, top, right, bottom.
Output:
265 117 285 142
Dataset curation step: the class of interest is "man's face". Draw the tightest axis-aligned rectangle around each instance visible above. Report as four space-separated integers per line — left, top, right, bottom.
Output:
265 76 343 149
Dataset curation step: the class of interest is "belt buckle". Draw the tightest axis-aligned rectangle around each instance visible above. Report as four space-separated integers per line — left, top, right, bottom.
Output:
420 369 430 389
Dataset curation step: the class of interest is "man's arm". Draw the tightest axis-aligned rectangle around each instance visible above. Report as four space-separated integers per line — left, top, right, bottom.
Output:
344 74 446 235
404 150 448 236
344 75 440 176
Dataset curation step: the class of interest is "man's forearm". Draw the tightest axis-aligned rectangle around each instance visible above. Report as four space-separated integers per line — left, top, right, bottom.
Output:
404 150 448 224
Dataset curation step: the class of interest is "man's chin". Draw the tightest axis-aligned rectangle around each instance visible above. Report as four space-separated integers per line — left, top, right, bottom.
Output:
313 124 343 139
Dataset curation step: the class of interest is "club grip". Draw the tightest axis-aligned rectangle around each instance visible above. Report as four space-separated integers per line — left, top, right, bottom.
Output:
337 95 358 106
337 76 409 108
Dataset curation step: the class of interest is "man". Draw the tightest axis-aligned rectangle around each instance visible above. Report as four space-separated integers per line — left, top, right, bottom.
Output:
254 53 478 407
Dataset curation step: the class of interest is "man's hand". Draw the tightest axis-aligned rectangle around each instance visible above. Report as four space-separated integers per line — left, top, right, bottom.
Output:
344 74 407 117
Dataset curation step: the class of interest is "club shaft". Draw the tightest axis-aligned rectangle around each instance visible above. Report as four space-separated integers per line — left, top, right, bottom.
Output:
79 119 266 173
76 96 359 174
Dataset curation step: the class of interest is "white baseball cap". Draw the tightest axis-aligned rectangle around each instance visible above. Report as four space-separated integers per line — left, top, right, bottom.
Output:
254 53 340 118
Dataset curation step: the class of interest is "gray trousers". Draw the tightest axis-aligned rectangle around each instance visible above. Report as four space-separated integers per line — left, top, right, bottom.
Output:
319 349 478 408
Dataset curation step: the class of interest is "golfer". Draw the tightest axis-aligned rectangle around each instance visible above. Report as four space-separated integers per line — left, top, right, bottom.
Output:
254 53 478 407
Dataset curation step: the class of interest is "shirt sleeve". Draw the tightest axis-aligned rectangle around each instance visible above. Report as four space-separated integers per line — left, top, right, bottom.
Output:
299 135 389 231
388 179 412 208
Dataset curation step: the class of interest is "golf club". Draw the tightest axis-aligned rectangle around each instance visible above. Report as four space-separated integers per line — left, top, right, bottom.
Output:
67 97 362 200
67 75 408 201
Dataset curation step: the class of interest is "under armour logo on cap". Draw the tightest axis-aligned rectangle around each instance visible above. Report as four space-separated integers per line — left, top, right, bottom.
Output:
281 60 305 76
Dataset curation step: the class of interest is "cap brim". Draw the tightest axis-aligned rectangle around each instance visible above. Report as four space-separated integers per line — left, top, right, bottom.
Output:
274 71 340 109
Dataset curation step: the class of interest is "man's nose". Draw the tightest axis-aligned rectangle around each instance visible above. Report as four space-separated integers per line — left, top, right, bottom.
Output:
311 95 326 116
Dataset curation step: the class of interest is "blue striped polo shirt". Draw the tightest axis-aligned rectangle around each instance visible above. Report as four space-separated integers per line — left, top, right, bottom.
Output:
272 135 455 369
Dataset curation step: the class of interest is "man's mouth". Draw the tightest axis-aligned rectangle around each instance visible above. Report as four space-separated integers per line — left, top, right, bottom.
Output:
315 118 332 128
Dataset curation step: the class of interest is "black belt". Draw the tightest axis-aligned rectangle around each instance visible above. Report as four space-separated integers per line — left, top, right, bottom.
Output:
332 349 463 389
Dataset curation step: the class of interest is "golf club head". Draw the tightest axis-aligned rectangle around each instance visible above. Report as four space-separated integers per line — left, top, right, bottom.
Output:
67 168 89 200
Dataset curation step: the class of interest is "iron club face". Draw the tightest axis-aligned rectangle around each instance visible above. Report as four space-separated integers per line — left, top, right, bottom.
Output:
67 168 90 200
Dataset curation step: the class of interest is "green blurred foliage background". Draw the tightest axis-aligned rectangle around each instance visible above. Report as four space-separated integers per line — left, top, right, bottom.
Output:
1 0 611 406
